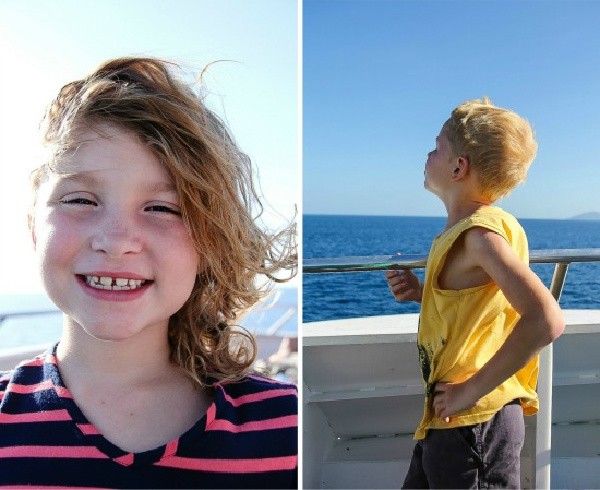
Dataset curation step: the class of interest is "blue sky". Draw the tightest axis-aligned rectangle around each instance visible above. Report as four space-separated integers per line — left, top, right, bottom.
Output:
303 0 600 219
0 0 298 293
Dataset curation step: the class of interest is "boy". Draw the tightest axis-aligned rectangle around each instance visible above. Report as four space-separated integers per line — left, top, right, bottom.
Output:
385 97 565 488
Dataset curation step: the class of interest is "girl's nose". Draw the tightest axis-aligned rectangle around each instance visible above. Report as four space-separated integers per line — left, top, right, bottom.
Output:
90 216 143 257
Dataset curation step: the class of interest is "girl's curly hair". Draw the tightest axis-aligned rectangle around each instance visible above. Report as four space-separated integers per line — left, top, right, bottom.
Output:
32 57 296 386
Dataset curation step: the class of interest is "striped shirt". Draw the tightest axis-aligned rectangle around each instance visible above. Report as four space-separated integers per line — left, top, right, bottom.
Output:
0 345 298 488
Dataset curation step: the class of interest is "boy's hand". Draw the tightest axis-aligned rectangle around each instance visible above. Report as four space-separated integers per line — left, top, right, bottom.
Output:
385 268 423 303
432 381 480 423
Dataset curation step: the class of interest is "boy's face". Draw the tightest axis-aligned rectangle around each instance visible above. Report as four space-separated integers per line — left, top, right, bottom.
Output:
32 125 199 342
424 123 458 197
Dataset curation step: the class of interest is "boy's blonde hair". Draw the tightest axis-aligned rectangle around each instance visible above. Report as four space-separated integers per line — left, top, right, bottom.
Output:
444 97 537 202
32 57 296 385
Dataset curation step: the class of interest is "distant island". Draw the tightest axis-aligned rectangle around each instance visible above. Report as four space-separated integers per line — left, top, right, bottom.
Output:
570 212 600 221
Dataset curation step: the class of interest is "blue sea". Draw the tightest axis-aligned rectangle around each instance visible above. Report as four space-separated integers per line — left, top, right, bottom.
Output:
303 215 600 323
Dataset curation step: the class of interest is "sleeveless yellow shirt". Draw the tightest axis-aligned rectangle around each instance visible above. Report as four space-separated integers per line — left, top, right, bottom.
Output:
415 206 539 440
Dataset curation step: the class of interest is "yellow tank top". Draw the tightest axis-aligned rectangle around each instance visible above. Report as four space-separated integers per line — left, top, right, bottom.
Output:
414 206 539 440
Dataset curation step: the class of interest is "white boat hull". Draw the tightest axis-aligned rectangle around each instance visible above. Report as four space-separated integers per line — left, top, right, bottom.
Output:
303 310 600 489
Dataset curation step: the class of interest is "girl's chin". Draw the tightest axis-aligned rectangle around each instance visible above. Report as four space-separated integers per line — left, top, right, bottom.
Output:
85 331 140 342
63 317 169 343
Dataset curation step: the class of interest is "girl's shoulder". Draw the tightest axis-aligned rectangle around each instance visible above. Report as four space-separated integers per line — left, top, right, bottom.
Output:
216 374 297 401
0 348 54 397
212 374 298 422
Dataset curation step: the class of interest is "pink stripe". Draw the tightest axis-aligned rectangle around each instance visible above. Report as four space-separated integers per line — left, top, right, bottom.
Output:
22 354 56 368
77 423 102 435
155 454 297 473
8 379 55 394
114 453 134 467
205 403 216 426
7 380 71 399
0 445 107 459
0 409 71 423
20 358 43 367
164 439 179 457
207 414 297 433
54 385 72 398
223 388 297 407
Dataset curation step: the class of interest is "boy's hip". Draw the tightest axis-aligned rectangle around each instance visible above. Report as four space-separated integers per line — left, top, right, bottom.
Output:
414 377 537 440
404 401 525 489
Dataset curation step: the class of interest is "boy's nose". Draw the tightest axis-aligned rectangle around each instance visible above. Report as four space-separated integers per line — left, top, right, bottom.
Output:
90 217 143 257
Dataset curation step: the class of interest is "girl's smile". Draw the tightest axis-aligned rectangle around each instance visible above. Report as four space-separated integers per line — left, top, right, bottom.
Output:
76 272 153 302
32 125 199 342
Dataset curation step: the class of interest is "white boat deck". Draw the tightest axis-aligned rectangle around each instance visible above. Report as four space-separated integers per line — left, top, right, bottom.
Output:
303 310 600 489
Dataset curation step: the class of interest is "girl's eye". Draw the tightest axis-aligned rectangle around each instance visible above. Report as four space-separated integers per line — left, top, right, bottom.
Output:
145 205 181 215
59 197 97 206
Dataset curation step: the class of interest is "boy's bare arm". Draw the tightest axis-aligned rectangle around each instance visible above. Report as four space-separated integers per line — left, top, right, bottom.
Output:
433 227 565 421
385 269 423 303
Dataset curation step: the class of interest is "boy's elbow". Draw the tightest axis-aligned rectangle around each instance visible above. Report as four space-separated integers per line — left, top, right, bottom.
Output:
548 312 566 343
524 305 565 347
544 306 565 344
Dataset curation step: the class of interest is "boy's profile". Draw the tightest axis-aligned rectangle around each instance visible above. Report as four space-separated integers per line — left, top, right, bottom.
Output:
0 57 297 489
386 97 565 488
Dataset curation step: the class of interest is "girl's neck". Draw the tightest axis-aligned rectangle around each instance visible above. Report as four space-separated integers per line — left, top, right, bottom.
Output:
57 318 175 386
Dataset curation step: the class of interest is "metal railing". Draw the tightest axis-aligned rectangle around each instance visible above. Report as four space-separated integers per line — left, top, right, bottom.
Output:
304 248 600 302
304 248 600 489
0 309 61 325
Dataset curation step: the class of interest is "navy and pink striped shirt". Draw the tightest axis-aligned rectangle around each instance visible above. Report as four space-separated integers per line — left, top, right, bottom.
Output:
0 345 298 488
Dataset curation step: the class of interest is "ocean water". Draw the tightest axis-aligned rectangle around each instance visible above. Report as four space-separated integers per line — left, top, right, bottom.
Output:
303 215 600 323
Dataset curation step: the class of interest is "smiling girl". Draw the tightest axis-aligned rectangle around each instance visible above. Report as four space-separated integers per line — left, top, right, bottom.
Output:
0 57 297 489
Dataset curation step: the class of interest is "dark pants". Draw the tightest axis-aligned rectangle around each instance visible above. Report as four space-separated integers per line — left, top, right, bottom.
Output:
403 401 524 489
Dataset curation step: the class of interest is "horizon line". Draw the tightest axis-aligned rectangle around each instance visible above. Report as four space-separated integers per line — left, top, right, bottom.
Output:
302 212 600 221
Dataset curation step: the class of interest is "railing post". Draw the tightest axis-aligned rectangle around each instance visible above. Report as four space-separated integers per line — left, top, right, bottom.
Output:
536 344 553 489
535 262 570 489
549 263 570 302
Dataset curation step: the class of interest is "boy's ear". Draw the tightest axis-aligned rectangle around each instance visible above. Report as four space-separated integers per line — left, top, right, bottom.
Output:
451 156 470 181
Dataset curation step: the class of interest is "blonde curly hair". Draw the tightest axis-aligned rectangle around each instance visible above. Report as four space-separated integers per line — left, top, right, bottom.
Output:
444 96 538 202
31 57 296 385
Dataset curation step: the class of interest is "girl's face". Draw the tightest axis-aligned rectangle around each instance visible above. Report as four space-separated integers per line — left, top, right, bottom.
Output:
32 125 198 342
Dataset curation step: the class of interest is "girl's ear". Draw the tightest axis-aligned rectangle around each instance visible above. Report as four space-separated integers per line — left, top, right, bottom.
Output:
451 156 470 181
28 213 37 250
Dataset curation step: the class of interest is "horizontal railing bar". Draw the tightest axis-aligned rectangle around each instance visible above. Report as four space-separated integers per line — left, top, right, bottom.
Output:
304 248 600 274
0 310 61 321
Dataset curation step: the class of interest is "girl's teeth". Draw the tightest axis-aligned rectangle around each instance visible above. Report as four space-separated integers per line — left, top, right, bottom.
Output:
85 276 147 291
99 276 112 286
